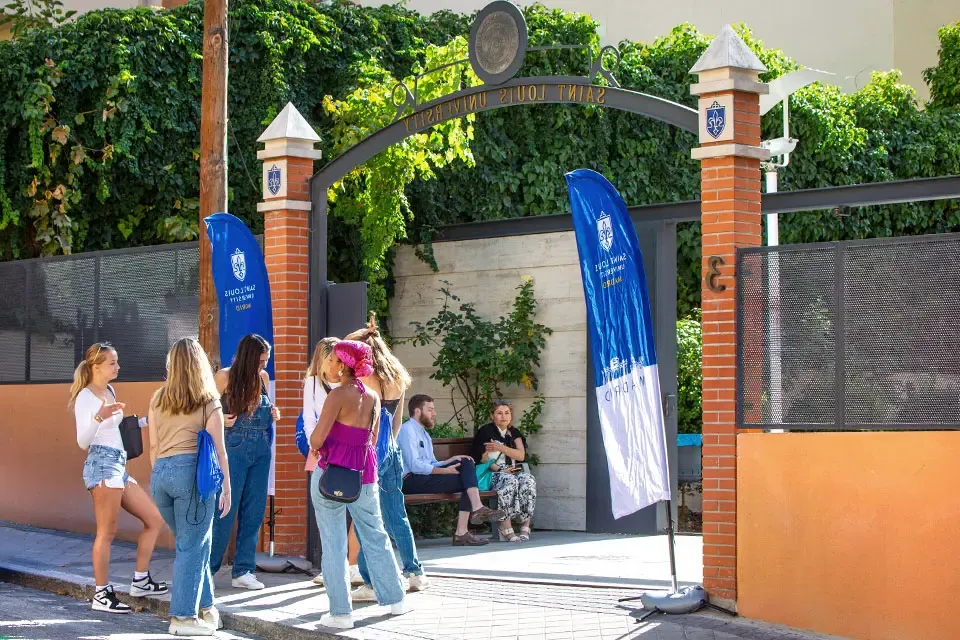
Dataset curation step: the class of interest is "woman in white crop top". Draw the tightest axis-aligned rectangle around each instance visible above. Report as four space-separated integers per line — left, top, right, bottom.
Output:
69 342 167 613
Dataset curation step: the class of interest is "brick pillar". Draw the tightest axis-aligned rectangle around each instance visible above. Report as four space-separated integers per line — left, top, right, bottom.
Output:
257 103 321 557
689 26 770 610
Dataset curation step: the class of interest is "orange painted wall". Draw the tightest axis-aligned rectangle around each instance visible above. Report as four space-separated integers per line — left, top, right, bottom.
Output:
738 432 960 640
0 382 173 548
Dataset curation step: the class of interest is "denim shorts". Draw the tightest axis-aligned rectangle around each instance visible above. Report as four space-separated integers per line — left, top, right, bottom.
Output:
82 445 136 490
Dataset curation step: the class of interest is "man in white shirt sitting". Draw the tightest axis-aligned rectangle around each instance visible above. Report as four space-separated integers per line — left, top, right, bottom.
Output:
398 394 504 546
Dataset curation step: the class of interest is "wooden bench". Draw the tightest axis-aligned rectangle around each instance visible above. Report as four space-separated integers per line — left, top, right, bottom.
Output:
402 437 498 507
347 437 498 561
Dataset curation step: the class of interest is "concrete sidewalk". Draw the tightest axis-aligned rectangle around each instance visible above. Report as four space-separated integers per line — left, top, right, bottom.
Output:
0 523 846 640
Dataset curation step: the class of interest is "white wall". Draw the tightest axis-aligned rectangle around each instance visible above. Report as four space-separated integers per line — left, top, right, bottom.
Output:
389 231 590 530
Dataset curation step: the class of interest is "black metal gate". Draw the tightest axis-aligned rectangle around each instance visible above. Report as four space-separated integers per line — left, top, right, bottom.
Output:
737 232 960 431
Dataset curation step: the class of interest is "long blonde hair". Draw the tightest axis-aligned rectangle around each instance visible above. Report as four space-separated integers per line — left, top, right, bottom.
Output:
68 342 116 409
152 338 219 415
307 337 340 379
345 314 412 392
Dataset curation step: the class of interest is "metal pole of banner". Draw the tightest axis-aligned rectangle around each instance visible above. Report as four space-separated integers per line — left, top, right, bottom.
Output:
664 499 679 593
619 501 736 622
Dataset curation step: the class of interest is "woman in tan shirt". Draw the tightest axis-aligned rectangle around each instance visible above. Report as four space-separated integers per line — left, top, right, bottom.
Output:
148 338 230 637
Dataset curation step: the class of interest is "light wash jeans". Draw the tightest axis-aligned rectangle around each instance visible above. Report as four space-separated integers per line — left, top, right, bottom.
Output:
151 453 215 618
311 467 405 616
357 445 423 583
210 425 270 577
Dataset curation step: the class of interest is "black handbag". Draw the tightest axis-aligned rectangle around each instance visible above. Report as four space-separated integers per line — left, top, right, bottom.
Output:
108 385 144 460
317 398 375 504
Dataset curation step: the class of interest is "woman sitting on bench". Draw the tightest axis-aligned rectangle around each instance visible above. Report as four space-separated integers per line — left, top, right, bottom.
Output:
472 400 536 543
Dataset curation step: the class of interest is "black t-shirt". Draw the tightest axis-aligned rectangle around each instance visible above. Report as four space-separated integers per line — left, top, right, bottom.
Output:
472 422 525 466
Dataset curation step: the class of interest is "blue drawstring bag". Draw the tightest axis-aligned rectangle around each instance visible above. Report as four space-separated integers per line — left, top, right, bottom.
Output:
196 404 223 501
374 406 394 463
295 411 313 459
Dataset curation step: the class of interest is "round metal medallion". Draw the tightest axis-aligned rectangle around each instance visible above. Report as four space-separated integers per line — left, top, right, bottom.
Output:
469 1 528 85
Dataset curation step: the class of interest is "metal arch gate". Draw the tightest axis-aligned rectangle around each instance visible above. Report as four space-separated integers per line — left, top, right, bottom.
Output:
301 1 702 565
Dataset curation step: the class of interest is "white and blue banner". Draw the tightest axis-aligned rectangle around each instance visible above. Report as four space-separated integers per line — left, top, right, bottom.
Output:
205 212 277 495
565 169 671 519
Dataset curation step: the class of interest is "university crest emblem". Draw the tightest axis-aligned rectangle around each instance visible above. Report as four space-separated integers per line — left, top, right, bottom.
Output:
231 248 247 282
706 100 726 140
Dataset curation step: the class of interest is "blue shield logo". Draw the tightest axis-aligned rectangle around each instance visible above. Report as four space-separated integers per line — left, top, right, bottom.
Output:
706 101 726 139
267 164 282 196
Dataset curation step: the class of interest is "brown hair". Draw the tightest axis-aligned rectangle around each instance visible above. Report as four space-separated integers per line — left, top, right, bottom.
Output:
492 399 514 418
225 334 270 415
152 338 219 415
345 313 412 392
68 342 116 409
408 393 434 418
307 337 340 379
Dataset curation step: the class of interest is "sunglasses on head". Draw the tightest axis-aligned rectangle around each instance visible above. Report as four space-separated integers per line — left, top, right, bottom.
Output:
93 342 112 360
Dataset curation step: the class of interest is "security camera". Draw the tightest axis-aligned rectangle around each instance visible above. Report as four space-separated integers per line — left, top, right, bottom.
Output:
761 136 798 157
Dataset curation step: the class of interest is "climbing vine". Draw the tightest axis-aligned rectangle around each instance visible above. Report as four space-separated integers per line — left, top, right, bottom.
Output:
322 36 477 313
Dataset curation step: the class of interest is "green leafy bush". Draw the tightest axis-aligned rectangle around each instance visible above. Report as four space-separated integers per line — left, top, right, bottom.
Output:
407 278 552 434
677 313 702 434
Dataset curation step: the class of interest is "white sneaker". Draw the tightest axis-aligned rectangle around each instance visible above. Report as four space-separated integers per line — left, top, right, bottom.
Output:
91 586 131 614
320 613 354 629
201 605 222 630
168 616 215 636
231 573 265 590
349 564 364 586
391 598 413 616
312 573 324 585
350 584 377 602
407 573 431 592
129 573 168 597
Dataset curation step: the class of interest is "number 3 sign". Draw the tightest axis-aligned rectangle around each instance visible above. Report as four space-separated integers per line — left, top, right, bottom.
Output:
705 255 726 293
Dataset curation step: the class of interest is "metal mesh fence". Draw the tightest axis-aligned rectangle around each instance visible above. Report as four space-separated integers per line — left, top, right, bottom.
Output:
0 242 201 383
738 233 960 430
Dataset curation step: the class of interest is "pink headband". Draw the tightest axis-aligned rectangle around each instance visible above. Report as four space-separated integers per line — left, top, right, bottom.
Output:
334 340 374 379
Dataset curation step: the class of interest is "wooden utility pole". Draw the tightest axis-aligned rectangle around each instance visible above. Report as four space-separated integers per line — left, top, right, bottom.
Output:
198 0 229 363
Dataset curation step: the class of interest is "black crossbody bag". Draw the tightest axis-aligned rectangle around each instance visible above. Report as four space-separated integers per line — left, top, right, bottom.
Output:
317 396 376 504
107 384 144 460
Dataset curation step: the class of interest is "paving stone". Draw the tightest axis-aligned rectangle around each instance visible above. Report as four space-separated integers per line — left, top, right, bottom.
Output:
0 523 848 640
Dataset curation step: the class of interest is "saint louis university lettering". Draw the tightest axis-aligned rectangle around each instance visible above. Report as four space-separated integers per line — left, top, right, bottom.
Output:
402 83 607 133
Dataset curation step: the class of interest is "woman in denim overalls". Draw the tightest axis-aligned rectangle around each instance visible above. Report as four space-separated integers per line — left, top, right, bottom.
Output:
209 334 279 590
346 315 429 599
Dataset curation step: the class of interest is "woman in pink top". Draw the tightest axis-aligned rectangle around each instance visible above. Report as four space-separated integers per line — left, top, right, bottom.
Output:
309 340 410 630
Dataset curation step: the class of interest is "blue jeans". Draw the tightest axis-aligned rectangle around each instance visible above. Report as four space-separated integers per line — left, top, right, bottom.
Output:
357 445 423 584
210 426 270 578
82 445 133 490
311 468 405 616
151 454 215 618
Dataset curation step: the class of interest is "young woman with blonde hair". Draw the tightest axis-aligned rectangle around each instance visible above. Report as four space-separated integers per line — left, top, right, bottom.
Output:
70 342 167 613
149 338 231 636
303 336 341 473
345 315 430 598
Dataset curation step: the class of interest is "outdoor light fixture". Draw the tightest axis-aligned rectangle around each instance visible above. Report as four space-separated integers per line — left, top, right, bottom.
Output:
760 67 835 246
